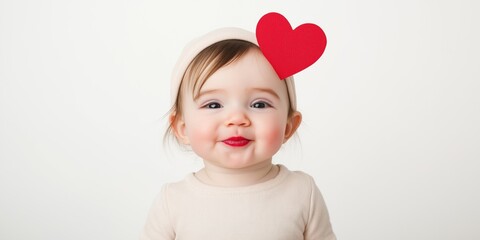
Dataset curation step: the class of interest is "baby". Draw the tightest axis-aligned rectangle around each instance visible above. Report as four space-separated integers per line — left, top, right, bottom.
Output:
141 14 336 240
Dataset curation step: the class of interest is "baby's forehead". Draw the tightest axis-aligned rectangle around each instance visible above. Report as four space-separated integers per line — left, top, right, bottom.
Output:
240 48 274 68
213 48 278 78
207 50 280 80
197 50 288 98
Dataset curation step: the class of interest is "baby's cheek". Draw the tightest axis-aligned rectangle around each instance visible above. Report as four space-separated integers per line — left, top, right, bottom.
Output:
189 123 213 142
185 117 212 141
187 124 216 156
260 123 285 151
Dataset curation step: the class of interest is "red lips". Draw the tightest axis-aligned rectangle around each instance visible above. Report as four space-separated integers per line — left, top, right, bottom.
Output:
223 136 251 147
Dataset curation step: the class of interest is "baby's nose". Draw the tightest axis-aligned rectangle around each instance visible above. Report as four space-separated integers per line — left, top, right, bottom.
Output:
224 108 251 127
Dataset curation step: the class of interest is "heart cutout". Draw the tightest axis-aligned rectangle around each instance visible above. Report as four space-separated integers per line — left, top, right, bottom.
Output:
256 12 327 79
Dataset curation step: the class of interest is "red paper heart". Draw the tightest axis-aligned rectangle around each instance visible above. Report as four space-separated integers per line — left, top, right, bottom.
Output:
256 12 327 79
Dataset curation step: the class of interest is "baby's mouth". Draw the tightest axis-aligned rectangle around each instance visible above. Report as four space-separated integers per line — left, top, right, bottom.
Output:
222 136 251 147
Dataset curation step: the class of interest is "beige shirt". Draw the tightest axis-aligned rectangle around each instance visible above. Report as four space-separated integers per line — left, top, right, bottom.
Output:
141 165 336 240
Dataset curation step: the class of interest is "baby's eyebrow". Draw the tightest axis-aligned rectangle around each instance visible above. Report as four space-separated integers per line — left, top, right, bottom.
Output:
195 89 224 100
195 88 280 100
250 88 280 100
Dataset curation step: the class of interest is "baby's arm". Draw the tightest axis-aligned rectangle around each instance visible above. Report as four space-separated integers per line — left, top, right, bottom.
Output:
304 177 337 240
140 185 175 240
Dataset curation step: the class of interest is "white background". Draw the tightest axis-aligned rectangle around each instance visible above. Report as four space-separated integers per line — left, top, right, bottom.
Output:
1 0 479 239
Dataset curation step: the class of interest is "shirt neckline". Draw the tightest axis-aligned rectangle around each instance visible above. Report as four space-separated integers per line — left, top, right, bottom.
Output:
184 164 291 194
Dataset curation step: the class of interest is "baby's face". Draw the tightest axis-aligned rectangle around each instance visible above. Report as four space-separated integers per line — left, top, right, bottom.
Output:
175 48 294 170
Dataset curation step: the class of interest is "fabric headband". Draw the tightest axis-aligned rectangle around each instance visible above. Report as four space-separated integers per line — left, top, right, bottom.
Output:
170 12 327 111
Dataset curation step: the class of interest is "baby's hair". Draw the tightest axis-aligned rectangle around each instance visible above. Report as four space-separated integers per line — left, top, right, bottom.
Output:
164 39 295 145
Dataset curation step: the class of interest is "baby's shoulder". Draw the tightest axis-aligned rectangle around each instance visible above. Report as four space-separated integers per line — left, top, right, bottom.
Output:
282 165 315 180
160 175 191 194
279 165 318 191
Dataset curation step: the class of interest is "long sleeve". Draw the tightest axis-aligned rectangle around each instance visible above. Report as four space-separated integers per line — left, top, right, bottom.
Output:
304 177 337 240
140 185 175 240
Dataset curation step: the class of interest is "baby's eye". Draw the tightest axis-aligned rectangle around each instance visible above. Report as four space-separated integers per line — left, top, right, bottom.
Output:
251 101 272 109
203 102 222 109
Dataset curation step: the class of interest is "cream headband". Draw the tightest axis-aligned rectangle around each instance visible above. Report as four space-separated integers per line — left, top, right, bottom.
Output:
170 12 327 111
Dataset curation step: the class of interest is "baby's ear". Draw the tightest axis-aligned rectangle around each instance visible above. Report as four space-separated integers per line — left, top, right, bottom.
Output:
283 111 302 143
170 112 190 145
